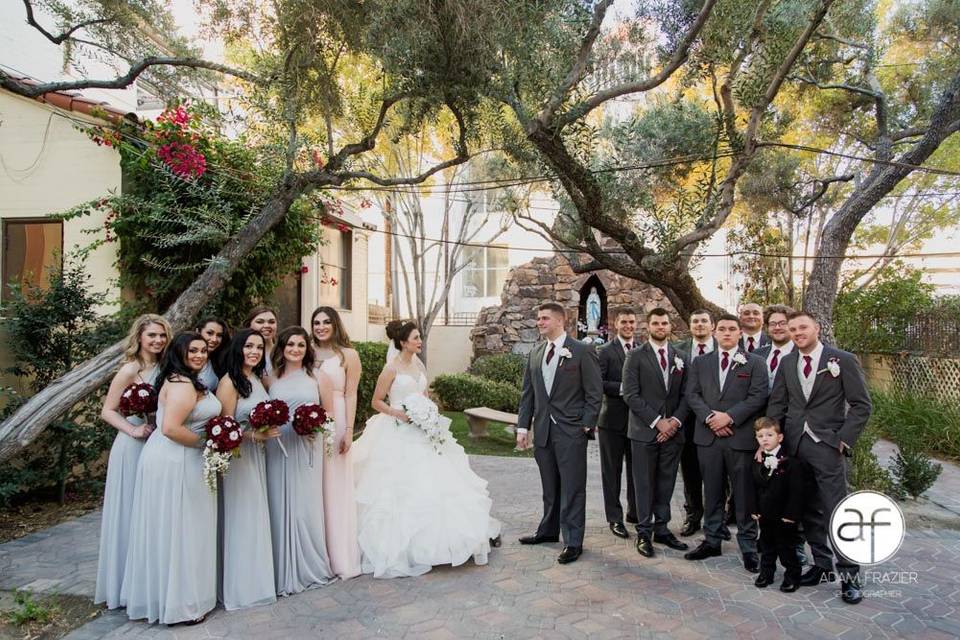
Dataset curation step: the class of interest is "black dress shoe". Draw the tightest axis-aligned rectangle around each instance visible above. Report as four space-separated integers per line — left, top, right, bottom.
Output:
719 526 732 541
754 572 775 588
635 534 654 558
680 520 701 537
780 576 800 592
625 515 639 525
841 578 863 604
683 541 721 561
799 566 833 586
489 535 502 548
557 546 582 564
742 552 760 573
518 534 560 545
609 522 629 539
653 532 689 551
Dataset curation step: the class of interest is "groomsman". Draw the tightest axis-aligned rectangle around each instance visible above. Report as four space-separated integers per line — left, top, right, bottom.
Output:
673 309 716 536
517 303 603 565
738 303 769 353
684 314 768 572
754 305 795 390
622 308 690 557
597 308 639 538
766 311 872 604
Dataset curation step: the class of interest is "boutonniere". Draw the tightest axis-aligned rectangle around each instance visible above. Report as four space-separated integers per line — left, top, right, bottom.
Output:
818 356 841 378
672 356 684 374
763 454 780 476
732 352 748 367
558 347 573 363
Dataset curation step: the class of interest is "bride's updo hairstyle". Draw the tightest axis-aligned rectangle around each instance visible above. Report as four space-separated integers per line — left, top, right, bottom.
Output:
386 319 418 350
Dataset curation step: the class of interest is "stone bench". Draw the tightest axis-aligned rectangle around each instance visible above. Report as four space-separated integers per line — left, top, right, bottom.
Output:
463 407 519 439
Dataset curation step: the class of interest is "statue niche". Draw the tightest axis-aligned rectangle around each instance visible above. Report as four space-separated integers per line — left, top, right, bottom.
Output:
577 275 607 343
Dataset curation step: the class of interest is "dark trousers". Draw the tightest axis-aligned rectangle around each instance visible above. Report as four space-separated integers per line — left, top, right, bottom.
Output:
698 441 758 554
680 436 703 524
631 436 684 537
796 435 860 579
758 518 802 579
598 428 637 524
534 427 588 547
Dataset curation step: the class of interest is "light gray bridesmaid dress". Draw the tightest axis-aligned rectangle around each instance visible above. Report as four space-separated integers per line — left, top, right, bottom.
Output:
265 367 334 595
220 374 276 610
95 364 157 609
121 387 222 625
198 361 220 393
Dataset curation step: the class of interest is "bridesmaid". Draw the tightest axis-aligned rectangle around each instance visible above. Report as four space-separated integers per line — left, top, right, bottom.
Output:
244 306 279 377
122 333 222 625
216 329 278 610
195 317 229 391
264 326 335 595
95 314 171 609
311 307 362 579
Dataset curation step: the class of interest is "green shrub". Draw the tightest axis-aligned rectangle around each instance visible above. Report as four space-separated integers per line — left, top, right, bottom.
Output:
891 442 942 499
468 354 525 389
849 423 899 496
869 388 960 460
354 341 388 427
431 373 520 412
6 591 54 626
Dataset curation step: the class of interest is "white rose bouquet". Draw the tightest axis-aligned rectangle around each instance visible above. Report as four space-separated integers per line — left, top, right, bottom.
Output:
400 393 451 454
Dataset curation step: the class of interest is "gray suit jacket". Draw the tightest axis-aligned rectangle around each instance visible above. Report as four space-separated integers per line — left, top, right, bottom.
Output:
621 343 689 442
766 345 872 453
597 339 629 432
685 348 769 450
517 336 603 448
740 331 770 353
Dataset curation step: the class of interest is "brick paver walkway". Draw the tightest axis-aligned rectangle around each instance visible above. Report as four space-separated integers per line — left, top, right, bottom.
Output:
2 442 958 639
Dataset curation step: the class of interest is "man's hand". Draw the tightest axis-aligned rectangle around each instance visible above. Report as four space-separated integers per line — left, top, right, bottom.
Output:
516 431 529 450
655 418 679 443
754 446 764 463
715 426 734 437
706 411 733 429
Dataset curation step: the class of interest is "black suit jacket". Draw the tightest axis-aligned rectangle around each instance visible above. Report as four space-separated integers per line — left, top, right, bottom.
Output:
621 342 690 443
597 339 629 432
744 451 804 523
685 348 769 450
766 345 872 453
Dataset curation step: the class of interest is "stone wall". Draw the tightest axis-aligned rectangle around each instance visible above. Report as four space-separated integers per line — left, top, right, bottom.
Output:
471 254 685 357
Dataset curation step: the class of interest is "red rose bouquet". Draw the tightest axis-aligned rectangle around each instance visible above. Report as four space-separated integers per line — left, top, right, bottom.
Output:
201 415 243 492
249 399 290 457
118 382 158 427
293 403 337 457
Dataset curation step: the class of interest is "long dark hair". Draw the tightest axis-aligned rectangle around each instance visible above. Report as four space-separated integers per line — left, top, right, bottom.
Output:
223 329 266 398
310 306 352 366
195 316 231 377
157 332 208 393
272 326 315 378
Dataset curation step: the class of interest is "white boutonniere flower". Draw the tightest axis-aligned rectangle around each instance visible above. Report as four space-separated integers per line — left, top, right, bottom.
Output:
763 455 780 475
732 352 748 367
673 356 684 373
826 357 841 377
558 347 573 361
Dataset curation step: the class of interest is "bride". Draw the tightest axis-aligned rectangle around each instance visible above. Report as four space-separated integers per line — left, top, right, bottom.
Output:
352 320 501 578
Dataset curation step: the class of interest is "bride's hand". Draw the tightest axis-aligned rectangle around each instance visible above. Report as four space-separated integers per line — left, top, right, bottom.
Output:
393 409 410 422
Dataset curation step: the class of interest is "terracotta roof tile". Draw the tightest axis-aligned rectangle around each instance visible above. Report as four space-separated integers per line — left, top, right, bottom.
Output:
5 76 135 123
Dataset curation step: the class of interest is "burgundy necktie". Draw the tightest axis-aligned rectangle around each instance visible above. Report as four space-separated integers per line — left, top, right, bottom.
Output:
720 351 729 371
698 343 705 356
803 355 812 378
658 348 667 370
748 336 756 352
624 342 632 351
546 343 555 365
769 349 781 372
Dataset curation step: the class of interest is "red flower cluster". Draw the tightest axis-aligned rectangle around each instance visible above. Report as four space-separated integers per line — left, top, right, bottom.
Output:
157 105 190 130
204 415 243 454
158 142 207 179
118 383 158 417
292 403 328 436
249 400 290 430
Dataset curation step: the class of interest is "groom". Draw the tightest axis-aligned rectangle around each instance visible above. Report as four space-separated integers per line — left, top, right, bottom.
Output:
517 302 602 565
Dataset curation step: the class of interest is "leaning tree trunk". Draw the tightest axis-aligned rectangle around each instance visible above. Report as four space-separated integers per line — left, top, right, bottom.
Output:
804 71 960 339
0 174 311 462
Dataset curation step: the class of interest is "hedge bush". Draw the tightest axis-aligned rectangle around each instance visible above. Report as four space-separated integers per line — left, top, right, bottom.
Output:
869 388 960 460
468 353 525 389
354 341 388 427
431 373 520 412
848 423 899 496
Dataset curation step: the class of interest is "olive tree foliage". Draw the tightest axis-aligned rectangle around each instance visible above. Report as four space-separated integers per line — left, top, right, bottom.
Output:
0 0 488 461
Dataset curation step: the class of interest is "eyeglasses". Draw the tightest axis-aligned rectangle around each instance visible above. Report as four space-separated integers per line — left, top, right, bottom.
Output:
768 321 788 328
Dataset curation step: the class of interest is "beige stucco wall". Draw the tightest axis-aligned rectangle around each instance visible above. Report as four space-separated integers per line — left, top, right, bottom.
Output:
0 91 121 388
299 227 371 340
363 323 472 382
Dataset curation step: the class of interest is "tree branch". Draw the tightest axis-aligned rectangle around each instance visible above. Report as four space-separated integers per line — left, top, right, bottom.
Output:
788 74 880 99
21 0 116 45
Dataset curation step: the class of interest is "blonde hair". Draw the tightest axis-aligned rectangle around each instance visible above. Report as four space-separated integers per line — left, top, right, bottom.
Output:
122 314 173 367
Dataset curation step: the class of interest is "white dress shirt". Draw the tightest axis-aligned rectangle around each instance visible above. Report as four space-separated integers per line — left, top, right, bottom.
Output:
518 334 567 435
717 347 737 391
743 331 763 352
618 335 634 353
798 341 824 443
766 341 794 387
691 337 714 359
648 339 675 429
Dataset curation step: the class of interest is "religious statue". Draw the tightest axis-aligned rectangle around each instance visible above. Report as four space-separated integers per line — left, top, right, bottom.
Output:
586 287 602 333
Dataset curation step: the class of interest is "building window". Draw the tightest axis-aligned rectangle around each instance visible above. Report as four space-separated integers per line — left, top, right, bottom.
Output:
461 245 509 298
2 219 63 301
268 271 302 328
319 228 352 309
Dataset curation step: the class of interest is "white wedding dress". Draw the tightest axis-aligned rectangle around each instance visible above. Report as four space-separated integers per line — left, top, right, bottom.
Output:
352 369 501 578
